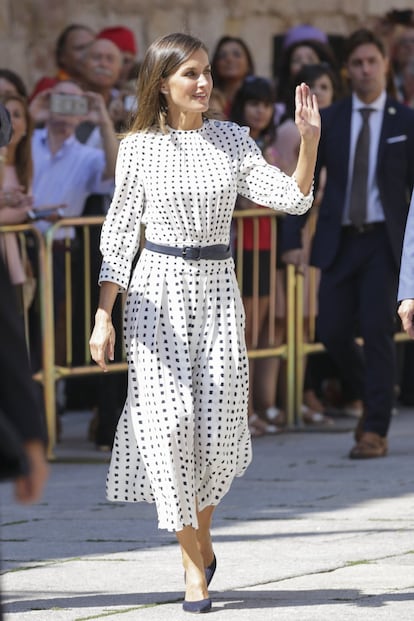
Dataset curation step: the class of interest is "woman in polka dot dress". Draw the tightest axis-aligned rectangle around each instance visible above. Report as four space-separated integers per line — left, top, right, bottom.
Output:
90 32 320 614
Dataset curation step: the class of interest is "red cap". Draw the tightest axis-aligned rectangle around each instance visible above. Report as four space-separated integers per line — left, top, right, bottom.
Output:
97 26 137 54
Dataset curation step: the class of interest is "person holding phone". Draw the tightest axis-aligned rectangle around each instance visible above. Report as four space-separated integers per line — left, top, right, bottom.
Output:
30 80 118 234
29 80 119 368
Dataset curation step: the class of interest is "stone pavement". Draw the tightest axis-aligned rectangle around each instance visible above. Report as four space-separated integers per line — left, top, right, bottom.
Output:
1 407 414 620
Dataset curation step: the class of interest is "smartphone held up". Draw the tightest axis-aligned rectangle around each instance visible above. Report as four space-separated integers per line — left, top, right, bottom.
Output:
50 93 88 116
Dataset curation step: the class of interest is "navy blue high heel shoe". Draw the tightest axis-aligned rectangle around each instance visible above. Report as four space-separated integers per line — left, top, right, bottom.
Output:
205 555 217 587
182 597 212 614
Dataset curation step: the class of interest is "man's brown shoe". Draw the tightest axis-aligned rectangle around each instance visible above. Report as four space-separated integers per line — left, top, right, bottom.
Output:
349 432 388 459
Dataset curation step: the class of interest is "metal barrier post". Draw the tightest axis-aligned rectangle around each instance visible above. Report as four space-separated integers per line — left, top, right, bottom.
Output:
285 264 297 426
41 229 58 458
295 271 305 426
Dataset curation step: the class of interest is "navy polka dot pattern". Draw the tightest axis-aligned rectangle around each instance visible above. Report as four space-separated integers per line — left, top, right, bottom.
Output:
100 119 313 532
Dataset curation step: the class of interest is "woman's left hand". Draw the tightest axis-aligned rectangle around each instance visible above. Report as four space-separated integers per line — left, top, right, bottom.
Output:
89 310 116 372
294 83 321 146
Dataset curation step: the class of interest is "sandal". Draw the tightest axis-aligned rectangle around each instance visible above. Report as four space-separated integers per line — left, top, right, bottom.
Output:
263 407 287 427
249 413 282 436
301 404 334 426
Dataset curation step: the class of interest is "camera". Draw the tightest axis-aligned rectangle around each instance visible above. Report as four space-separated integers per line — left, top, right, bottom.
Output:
50 93 88 116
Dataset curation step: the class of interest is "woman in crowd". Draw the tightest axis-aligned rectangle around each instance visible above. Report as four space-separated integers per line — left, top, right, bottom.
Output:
231 76 288 436
89 32 320 613
279 62 342 424
211 35 254 118
0 93 34 310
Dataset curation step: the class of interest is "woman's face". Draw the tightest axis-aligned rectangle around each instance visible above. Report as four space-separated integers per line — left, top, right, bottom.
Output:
290 45 320 76
310 74 334 109
162 49 213 117
215 41 250 81
243 100 273 137
5 99 27 147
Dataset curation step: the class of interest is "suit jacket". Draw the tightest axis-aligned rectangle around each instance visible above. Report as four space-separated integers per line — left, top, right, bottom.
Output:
281 95 414 271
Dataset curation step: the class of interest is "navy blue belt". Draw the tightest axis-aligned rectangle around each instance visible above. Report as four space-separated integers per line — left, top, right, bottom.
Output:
144 240 232 261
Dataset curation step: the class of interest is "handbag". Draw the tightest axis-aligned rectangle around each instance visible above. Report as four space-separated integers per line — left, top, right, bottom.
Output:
0 409 29 481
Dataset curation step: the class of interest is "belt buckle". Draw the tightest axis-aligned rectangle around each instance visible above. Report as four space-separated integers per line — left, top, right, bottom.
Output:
182 246 201 260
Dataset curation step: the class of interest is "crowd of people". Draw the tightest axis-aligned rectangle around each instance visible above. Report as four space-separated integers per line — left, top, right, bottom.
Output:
198 13 414 456
1 12 414 455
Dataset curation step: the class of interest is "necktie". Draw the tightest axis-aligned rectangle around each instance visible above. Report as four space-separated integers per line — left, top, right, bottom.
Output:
348 108 373 228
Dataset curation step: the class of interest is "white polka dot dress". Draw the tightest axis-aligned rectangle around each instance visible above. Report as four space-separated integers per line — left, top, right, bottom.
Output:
100 120 313 532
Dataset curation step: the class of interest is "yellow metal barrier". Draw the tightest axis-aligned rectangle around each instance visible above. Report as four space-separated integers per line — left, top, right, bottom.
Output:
0 211 303 455
6 210 408 456
233 209 296 425
293 265 410 428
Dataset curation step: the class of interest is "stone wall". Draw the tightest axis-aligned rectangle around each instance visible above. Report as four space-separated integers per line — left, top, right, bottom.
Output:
0 0 409 93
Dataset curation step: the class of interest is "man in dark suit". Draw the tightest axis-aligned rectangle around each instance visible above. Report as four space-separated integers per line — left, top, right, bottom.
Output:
0 104 48 620
282 29 414 458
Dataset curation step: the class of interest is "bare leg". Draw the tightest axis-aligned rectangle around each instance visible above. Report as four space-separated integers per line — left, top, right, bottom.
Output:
176 505 215 601
176 526 208 602
196 505 215 567
254 317 285 412
244 296 282 434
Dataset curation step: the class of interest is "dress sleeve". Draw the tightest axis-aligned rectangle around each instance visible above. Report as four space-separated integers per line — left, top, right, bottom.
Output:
236 126 313 215
99 137 145 291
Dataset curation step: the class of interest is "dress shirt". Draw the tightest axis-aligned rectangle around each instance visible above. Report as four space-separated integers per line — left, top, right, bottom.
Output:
32 128 114 239
342 91 387 225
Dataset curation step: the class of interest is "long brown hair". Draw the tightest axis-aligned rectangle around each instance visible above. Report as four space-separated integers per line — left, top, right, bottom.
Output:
2 93 33 191
129 32 209 134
